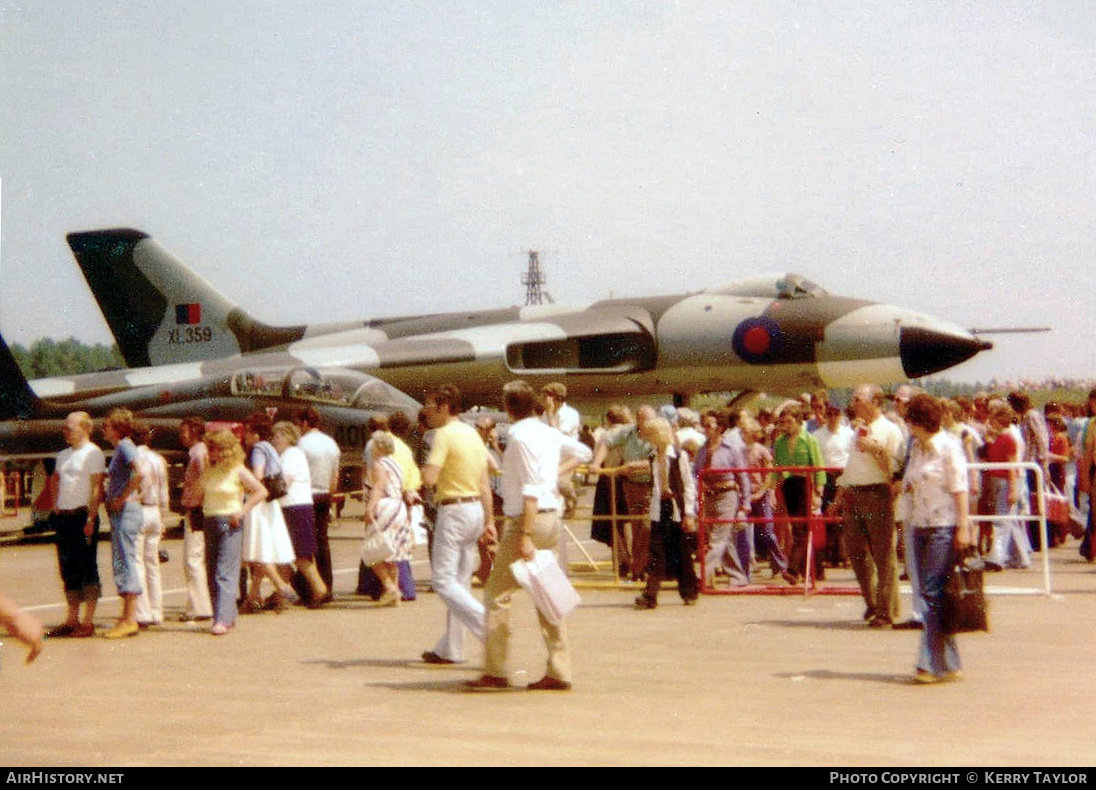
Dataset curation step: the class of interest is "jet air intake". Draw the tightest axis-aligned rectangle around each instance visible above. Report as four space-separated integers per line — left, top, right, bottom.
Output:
506 332 656 373
505 308 657 374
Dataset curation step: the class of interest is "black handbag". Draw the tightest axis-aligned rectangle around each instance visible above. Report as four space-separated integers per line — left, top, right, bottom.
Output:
255 442 287 499
941 552 989 634
262 473 288 500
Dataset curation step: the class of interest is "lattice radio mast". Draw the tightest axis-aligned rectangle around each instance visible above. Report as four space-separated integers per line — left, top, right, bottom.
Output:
522 250 553 305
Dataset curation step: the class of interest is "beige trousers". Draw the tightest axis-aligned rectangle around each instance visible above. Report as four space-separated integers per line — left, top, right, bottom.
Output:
483 512 572 683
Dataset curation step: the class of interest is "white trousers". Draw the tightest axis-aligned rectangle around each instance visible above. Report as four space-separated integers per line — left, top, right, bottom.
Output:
184 511 213 619
135 506 164 624
431 502 486 662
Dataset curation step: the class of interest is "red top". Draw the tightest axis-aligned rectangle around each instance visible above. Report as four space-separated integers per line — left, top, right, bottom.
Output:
985 432 1018 478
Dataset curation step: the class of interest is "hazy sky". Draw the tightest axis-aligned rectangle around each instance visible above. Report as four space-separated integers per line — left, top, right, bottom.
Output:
2 1 1093 386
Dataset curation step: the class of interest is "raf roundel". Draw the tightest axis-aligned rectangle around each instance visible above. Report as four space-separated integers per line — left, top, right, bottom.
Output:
732 316 783 364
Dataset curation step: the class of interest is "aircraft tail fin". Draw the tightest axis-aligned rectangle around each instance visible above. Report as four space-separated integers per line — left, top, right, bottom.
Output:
67 229 307 368
0 335 40 420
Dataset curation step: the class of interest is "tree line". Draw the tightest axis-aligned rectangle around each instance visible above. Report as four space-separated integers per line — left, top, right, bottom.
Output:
10 338 125 379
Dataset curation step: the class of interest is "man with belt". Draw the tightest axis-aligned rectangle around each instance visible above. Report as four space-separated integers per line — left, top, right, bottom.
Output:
695 410 752 587
467 380 592 691
46 411 105 638
835 384 905 628
420 385 493 665
590 405 656 580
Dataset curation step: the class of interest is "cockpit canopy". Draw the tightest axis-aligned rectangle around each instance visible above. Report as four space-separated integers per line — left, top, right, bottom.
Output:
230 366 420 411
706 273 828 300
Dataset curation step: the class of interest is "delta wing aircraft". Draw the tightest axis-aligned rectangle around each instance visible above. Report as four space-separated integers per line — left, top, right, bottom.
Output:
67 229 992 404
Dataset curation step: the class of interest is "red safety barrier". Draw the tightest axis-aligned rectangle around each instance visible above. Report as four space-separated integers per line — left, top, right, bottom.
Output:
697 464 859 596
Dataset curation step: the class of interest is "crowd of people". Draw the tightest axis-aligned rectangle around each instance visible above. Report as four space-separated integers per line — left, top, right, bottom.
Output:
44 407 337 639
32 382 591 692
586 384 1096 684
15 377 1095 687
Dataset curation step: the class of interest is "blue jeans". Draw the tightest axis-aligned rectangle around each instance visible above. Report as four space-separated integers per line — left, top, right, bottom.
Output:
985 477 1032 569
913 527 961 677
109 502 144 595
204 515 245 627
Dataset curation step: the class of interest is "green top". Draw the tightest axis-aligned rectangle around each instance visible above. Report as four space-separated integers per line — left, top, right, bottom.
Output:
605 424 654 483
771 428 826 487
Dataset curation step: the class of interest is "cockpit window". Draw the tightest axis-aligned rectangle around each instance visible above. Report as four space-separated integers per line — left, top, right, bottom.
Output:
230 370 282 397
232 367 419 411
706 273 828 299
775 275 827 299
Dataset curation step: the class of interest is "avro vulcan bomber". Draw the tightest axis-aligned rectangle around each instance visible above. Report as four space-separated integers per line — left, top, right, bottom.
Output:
66 229 992 404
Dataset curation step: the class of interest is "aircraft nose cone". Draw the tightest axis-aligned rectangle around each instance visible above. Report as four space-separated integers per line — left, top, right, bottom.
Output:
900 327 992 379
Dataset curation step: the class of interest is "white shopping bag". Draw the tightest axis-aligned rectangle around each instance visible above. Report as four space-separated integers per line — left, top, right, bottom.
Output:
509 549 581 625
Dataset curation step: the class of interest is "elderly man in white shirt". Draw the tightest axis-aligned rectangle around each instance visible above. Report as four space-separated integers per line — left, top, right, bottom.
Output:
835 384 906 629
467 381 592 692
541 382 581 439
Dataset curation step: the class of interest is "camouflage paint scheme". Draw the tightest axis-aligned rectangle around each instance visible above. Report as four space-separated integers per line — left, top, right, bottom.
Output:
65 229 991 405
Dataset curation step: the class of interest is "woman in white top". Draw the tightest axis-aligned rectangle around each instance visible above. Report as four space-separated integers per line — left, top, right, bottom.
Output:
897 394 973 684
272 421 329 607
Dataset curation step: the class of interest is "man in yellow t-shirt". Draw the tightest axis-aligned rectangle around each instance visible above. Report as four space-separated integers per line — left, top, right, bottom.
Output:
420 385 493 665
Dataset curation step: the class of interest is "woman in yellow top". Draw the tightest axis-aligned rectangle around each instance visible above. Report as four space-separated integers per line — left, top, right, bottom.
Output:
201 429 267 636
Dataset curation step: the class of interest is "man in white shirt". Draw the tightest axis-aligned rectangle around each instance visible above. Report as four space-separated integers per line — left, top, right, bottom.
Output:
542 382 581 517
47 412 105 638
467 381 592 692
295 406 340 600
812 403 854 569
541 382 580 439
835 384 905 629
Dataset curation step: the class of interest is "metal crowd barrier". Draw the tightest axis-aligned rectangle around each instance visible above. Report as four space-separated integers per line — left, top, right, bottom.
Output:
969 461 1053 596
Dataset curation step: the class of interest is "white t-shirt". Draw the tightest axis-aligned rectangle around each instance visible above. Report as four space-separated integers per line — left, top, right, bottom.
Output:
55 441 106 511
